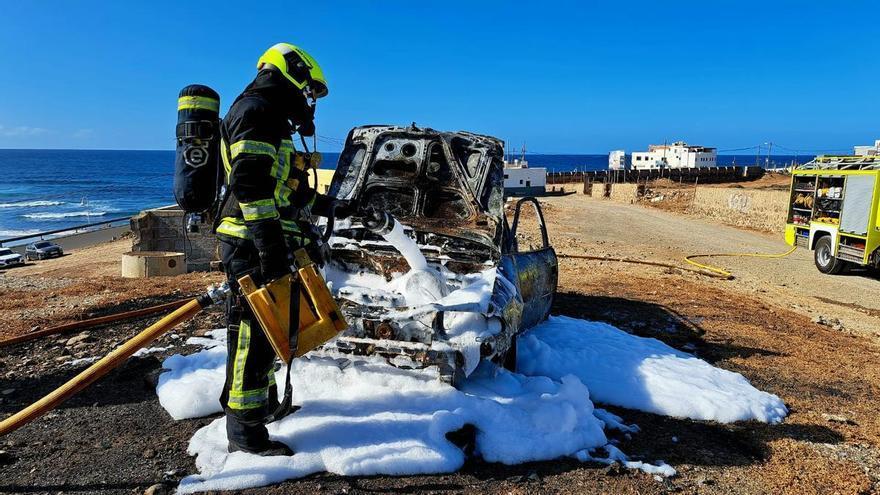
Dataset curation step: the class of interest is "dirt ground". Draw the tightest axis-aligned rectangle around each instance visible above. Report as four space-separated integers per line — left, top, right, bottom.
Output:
1 195 880 494
0 240 224 341
703 173 791 190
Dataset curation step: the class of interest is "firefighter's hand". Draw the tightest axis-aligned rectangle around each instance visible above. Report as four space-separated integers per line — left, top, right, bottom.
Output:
250 220 291 282
259 252 290 283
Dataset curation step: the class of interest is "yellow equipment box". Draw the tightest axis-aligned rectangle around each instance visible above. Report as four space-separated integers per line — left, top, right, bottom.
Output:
238 253 347 363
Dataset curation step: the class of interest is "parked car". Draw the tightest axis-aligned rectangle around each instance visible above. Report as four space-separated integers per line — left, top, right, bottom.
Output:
0 248 25 268
25 240 64 260
323 125 558 385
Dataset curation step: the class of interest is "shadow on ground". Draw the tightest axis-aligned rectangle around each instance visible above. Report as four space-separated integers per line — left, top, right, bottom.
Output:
552 291 783 364
0 354 163 414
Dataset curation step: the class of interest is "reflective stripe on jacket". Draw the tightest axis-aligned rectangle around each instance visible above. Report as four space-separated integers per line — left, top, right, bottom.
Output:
216 89 318 241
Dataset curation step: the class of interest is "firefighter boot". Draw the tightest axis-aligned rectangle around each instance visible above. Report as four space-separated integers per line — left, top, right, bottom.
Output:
226 414 294 456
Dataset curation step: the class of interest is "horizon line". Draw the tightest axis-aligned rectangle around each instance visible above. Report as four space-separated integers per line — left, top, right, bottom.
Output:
0 147 826 156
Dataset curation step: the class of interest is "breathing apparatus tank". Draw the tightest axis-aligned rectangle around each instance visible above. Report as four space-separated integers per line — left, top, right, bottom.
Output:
174 85 222 231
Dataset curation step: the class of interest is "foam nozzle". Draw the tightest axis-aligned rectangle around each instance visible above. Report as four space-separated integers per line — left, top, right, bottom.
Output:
361 208 395 235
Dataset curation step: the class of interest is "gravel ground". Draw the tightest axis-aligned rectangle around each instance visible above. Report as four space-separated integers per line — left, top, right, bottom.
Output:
1 198 880 494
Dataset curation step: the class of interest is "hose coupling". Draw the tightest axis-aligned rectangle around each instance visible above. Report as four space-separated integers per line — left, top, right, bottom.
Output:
198 282 231 307
361 208 396 235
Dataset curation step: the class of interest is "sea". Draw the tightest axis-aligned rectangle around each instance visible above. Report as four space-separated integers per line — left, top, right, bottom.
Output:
0 149 806 241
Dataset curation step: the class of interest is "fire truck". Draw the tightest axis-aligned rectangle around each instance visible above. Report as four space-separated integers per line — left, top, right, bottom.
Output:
785 155 880 274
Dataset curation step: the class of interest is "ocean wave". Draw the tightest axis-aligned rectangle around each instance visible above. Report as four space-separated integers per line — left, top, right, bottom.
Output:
22 211 109 220
0 229 41 238
0 200 66 208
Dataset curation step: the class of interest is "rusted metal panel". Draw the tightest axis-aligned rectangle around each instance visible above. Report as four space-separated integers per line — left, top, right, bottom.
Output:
329 125 505 258
508 249 558 329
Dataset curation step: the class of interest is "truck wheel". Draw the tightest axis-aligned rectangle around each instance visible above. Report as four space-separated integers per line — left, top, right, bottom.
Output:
814 236 845 274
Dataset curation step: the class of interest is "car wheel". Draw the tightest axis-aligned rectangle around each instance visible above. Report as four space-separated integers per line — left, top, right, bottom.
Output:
814 236 845 274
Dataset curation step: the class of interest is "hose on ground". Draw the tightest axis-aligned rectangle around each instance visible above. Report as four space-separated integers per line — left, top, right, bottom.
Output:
557 253 731 280
0 298 193 348
683 245 798 279
0 297 212 436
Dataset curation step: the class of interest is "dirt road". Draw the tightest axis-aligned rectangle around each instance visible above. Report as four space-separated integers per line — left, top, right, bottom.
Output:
1 198 880 494
541 193 880 339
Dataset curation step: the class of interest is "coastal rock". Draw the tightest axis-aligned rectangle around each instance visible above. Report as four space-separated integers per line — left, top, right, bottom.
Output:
143 483 169 495
822 413 856 425
65 333 92 347
812 315 845 331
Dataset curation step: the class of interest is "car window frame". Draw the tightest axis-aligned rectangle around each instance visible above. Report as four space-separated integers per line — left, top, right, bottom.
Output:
509 197 550 253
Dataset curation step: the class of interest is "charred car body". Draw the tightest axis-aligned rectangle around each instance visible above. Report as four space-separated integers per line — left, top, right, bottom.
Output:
323 125 557 384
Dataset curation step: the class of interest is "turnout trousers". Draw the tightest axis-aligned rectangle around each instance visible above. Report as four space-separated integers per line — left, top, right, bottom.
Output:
219 237 282 449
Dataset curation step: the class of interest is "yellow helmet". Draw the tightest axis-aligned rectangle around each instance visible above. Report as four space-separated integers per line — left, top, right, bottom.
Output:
257 43 328 98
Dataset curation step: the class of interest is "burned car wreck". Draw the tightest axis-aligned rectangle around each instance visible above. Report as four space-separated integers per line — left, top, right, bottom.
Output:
322 125 557 384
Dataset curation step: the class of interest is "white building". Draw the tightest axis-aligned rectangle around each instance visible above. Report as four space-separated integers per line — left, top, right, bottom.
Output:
503 158 547 196
854 140 880 156
608 150 627 170
631 141 717 170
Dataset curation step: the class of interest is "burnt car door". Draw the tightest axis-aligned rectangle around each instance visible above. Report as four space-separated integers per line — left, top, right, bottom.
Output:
504 197 558 329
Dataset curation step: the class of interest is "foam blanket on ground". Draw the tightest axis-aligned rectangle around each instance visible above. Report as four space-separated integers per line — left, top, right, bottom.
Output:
157 318 786 492
518 316 788 423
166 353 609 493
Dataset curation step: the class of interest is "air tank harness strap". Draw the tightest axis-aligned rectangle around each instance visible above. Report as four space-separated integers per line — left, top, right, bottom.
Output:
264 271 301 423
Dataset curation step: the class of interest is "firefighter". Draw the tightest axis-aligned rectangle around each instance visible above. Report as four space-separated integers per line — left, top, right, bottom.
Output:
216 43 349 455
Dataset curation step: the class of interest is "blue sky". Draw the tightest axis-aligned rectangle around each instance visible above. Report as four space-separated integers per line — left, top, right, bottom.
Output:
0 1 877 153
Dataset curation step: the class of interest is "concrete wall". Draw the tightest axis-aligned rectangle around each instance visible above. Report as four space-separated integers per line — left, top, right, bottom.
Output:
128 169 334 272
130 206 217 271
690 188 789 232
609 183 640 203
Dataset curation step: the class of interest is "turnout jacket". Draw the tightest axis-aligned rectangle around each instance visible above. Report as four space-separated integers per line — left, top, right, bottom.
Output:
216 70 330 270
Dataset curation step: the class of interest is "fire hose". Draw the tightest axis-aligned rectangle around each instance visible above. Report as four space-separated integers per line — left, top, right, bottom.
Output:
0 284 230 436
0 299 193 348
557 253 731 279
560 244 798 281
683 245 798 279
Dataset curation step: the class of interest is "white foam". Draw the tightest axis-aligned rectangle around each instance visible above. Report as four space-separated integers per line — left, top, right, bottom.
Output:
0 229 40 238
22 210 109 219
157 345 227 420
517 316 788 423
0 200 65 208
157 312 790 492
132 346 170 357
575 444 676 477
170 353 608 493
382 221 427 271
